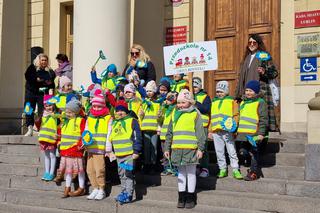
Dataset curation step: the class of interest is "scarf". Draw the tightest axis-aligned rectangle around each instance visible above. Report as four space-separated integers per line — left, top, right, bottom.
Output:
172 105 196 127
55 62 70 76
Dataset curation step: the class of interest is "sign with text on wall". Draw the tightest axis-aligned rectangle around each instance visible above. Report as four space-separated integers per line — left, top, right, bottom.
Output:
295 10 320 28
166 26 187 45
163 41 218 76
297 33 320 58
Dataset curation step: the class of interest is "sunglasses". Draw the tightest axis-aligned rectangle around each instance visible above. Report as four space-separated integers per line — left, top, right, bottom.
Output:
130 51 140 56
248 41 257 46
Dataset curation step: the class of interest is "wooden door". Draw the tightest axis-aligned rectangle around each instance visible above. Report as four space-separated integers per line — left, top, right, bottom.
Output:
205 0 280 98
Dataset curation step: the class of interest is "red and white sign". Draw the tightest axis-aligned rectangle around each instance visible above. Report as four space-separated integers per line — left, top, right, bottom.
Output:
295 10 320 28
170 0 184 7
165 26 187 45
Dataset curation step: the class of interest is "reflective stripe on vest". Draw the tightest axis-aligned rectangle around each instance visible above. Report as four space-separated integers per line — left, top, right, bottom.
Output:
195 93 210 127
55 95 66 111
102 78 117 91
141 101 160 131
86 115 111 153
160 108 175 140
38 116 57 144
60 117 82 150
210 98 234 132
110 117 134 157
237 100 261 134
172 111 198 149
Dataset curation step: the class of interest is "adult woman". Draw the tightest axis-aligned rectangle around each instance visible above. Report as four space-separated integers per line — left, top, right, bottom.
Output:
122 44 156 86
235 34 278 132
55 53 72 81
24 54 56 136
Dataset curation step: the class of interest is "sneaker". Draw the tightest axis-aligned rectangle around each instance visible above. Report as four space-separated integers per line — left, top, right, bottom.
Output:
199 168 209 178
217 169 227 178
117 192 132 205
94 189 106 200
87 188 99 200
232 169 243 180
244 171 258 181
41 172 49 180
161 169 170 176
115 192 124 202
24 125 33 137
45 174 55 181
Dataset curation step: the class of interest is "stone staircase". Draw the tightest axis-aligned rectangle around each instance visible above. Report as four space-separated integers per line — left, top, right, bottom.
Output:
0 135 319 213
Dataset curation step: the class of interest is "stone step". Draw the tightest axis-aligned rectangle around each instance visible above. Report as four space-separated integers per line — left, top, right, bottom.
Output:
0 153 40 165
0 163 39 176
0 188 264 213
260 152 305 167
266 138 305 153
0 135 38 145
0 144 39 155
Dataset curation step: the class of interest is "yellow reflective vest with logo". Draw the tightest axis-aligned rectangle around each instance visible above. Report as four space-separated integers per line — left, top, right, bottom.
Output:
110 117 134 157
86 115 111 153
160 108 175 140
238 99 262 134
194 93 210 127
172 110 198 149
60 117 82 150
210 97 234 132
128 98 142 121
102 78 117 92
141 100 160 131
38 116 57 144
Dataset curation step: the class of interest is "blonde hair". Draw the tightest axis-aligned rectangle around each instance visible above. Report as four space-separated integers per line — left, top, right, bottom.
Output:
33 53 51 71
127 44 150 63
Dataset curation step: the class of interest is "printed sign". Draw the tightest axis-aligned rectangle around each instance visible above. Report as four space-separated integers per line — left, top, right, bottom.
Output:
295 10 320 28
297 33 320 58
163 41 218 75
170 0 184 7
300 57 317 73
166 26 187 45
301 74 317 81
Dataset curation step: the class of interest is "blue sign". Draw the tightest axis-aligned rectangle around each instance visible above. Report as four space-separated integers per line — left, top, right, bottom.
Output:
301 74 317 81
300 57 317 73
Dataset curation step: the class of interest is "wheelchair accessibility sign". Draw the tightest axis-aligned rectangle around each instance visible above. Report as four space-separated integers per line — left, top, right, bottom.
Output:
300 57 317 73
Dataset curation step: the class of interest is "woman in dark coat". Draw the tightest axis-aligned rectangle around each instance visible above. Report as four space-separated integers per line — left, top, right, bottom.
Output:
24 53 56 136
235 34 278 132
122 44 156 86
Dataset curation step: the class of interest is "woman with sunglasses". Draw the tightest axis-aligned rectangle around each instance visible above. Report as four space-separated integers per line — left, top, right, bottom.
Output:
235 34 279 133
122 44 156 86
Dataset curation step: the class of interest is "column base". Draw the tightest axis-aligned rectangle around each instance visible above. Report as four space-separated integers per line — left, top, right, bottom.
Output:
305 144 320 181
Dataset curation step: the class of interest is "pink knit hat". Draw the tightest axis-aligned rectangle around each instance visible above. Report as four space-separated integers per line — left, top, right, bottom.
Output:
91 89 106 107
145 80 157 93
177 89 195 104
43 94 53 104
59 76 72 89
124 83 136 94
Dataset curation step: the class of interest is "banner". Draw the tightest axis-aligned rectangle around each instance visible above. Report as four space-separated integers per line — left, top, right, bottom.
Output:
163 41 218 76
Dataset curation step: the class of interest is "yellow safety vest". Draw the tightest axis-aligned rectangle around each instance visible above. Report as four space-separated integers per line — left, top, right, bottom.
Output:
171 80 187 93
210 97 234 132
55 94 67 111
194 92 210 127
102 78 117 92
110 117 134 157
141 100 160 131
160 108 175 140
172 110 198 149
86 115 111 153
38 116 57 144
128 98 142 118
60 117 82 150
238 99 262 134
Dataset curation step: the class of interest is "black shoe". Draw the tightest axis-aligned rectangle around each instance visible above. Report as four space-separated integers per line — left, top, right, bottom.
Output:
185 192 196 209
177 192 185 208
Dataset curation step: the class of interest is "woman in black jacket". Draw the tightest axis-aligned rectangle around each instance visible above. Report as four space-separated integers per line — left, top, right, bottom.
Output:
24 53 55 136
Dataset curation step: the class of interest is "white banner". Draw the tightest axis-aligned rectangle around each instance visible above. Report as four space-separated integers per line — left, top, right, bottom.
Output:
163 41 218 76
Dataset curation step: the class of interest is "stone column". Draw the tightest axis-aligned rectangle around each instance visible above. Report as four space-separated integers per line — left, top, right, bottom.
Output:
73 0 130 88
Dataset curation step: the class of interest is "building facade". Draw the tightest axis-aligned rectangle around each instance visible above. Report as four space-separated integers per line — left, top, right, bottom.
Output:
0 0 319 134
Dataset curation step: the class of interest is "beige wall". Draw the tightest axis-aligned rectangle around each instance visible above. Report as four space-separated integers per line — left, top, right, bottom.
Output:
281 0 320 133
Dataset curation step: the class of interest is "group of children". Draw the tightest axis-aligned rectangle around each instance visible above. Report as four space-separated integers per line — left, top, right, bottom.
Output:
36 62 268 208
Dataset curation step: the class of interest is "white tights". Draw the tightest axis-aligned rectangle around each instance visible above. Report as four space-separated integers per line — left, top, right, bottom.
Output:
43 150 56 175
65 172 85 188
177 164 197 193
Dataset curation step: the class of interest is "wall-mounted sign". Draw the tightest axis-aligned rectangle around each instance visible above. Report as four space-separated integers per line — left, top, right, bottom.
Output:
166 26 187 45
301 74 317 81
297 33 320 58
300 57 317 73
163 41 218 75
295 10 320 28
170 0 184 7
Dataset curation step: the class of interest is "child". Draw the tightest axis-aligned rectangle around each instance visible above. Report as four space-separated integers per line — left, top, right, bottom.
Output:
140 80 161 174
84 89 112 200
91 64 118 92
236 80 268 181
171 74 188 93
57 98 86 198
55 76 75 112
159 92 178 176
158 77 171 99
192 77 211 178
164 89 206 209
38 94 58 181
124 83 142 119
106 99 142 204
209 81 242 179
127 70 146 99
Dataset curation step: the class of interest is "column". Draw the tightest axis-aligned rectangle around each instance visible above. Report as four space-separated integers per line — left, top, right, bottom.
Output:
73 0 130 88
